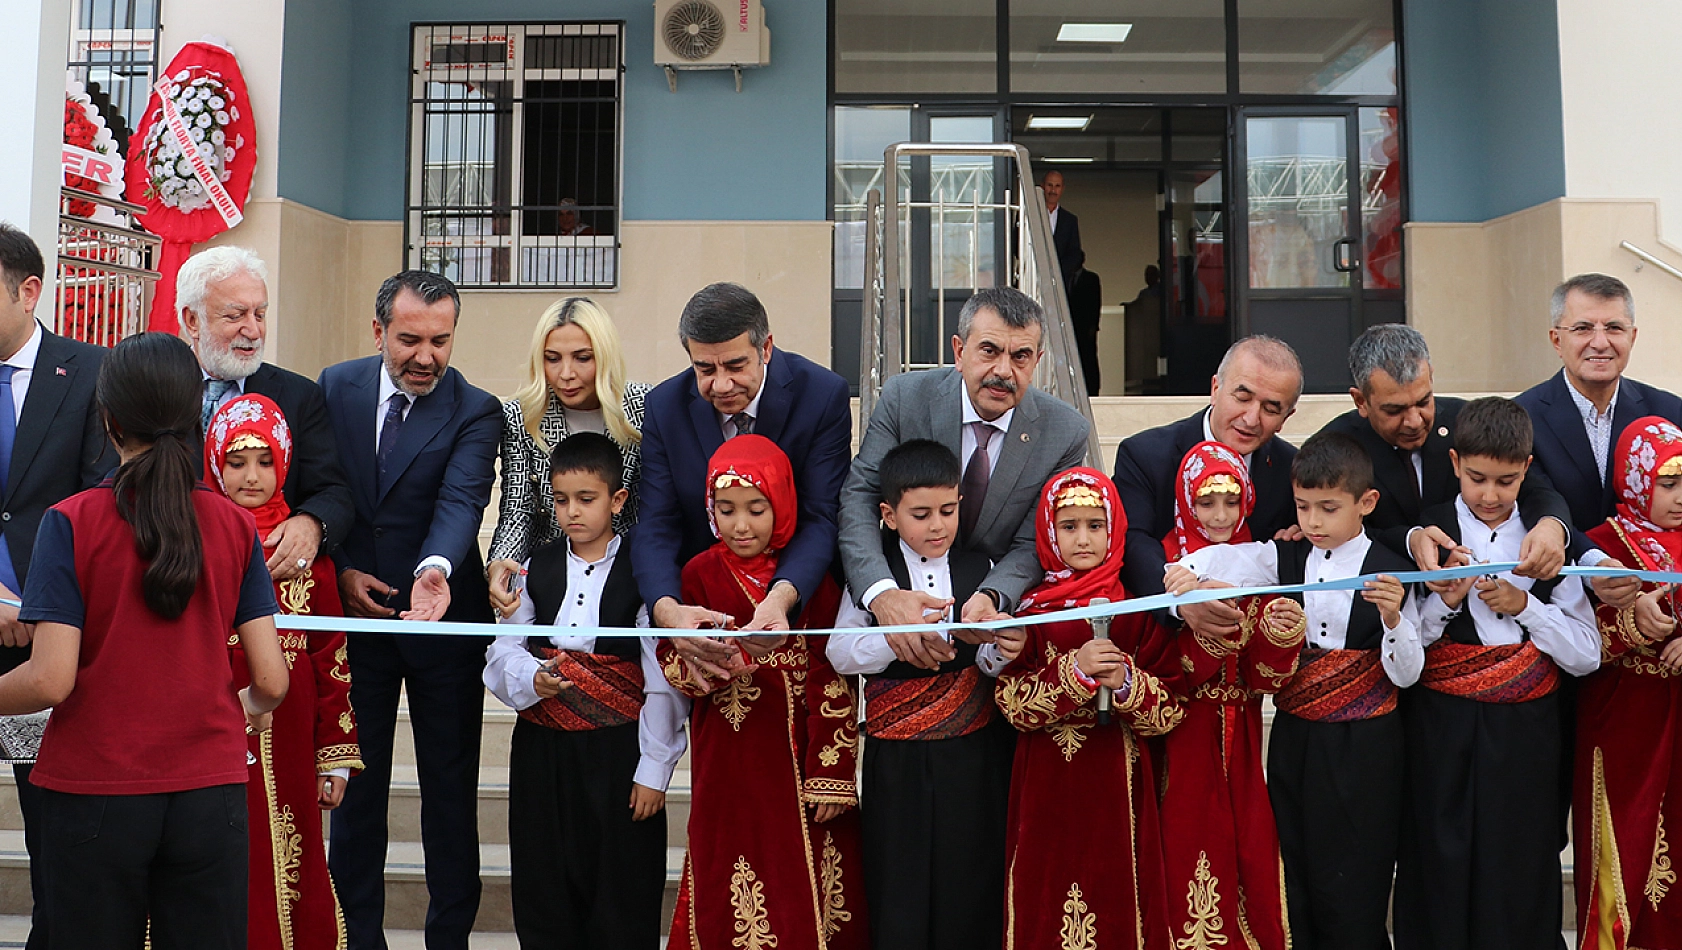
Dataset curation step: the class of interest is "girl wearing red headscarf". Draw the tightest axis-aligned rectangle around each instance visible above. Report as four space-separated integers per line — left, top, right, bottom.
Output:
1158 440 1302 950
206 394 361 950
657 435 866 950
992 467 1184 949
1575 416 1682 949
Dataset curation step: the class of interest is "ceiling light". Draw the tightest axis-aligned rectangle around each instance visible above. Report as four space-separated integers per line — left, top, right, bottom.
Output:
1025 115 1093 131
1057 23 1133 43
1042 157 1095 164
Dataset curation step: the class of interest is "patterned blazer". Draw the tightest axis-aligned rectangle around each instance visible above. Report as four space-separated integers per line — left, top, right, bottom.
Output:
489 381 649 565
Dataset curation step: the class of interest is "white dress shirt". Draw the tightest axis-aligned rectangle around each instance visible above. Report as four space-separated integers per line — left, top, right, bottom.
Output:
2 322 44 424
1565 378 1620 483
832 539 1006 678
484 535 690 791
1417 498 1599 677
1174 534 1425 688
562 405 607 435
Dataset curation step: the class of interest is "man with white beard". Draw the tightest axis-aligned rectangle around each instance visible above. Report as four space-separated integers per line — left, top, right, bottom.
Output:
177 246 355 578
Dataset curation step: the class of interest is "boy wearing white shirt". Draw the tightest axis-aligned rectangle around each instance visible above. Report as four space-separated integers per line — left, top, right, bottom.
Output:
1166 431 1422 949
828 439 1010 950
1392 397 1598 950
483 433 688 950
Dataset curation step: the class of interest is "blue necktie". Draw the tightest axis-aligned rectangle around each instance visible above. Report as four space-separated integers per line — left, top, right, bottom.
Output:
377 393 407 474
0 366 20 595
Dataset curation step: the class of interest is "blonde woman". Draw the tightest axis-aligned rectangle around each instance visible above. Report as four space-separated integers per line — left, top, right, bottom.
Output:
488 297 648 615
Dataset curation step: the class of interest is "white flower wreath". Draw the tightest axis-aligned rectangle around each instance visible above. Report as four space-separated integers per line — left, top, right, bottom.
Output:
141 70 245 214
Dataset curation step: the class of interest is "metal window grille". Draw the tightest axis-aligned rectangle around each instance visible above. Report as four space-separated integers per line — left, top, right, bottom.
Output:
66 0 162 161
408 22 624 290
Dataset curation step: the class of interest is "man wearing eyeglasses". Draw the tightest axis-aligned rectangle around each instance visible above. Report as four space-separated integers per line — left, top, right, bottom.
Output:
1516 273 1682 536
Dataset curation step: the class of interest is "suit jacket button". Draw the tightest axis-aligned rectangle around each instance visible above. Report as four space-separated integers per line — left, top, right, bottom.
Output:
1 513 11 522
373 527 384 538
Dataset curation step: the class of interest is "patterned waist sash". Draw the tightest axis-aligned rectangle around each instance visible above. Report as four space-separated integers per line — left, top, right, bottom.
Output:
1275 648 1398 722
864 666 994 740
1420 641 1560 703
519 650 645 731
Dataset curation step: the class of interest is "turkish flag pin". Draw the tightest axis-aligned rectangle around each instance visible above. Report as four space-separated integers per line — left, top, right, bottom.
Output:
55 367 66 376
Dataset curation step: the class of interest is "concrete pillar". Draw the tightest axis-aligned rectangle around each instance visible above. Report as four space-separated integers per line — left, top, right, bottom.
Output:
0 0 73 274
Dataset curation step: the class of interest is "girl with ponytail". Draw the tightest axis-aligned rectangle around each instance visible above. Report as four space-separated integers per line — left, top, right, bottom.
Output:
0 332 289 949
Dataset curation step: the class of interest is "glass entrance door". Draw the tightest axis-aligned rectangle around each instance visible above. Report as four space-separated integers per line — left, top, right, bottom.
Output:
1238 110 1363 393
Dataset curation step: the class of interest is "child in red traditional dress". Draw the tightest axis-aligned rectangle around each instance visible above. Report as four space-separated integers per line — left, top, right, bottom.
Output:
207 393 362 950
1574 416 1682 949
658 434 866 950
1155 440 1304 950
992 466 1184 949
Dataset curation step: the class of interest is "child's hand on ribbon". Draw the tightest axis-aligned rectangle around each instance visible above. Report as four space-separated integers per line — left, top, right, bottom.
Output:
1163 564 1199 596
1362 575 1406 629
1636 587 1679 644
1474 576 1528 616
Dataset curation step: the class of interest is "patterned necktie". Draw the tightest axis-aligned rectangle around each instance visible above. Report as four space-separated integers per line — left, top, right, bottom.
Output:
732 412 755 439
202 378 235 431
959 422 995 542
377 393 408 472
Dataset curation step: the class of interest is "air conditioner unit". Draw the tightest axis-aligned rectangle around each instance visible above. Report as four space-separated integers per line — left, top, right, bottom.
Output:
654 0 770 91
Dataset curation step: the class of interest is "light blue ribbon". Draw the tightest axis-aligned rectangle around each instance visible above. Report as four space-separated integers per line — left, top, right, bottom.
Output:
6 561 1669 638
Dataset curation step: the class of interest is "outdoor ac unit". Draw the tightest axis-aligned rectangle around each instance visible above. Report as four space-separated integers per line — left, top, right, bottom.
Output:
654 0 770 91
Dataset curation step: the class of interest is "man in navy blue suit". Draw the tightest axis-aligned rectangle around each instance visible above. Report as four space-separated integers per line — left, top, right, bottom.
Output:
319 270 500 950
631 282 851 674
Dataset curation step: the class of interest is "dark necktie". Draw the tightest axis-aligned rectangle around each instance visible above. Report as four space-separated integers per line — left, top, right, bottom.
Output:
959 422 995 543
377 393 408 473
0 366 18 594
202 378 235 432
732 412 755 438
1397 446 1421 514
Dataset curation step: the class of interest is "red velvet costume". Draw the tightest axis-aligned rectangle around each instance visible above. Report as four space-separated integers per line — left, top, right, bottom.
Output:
207 395 361 950
1576 416 1682 949
996 467 1184 949
659 435 866 950
1159 441 1298 950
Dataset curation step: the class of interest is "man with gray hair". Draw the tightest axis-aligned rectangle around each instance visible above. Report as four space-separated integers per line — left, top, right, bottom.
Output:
177 245 353 578
1323 322 1574 574
1113 334 1303 634
1516 273 1682 534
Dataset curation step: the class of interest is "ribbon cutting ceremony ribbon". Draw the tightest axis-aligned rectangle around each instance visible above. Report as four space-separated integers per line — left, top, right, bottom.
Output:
4 562 1672 638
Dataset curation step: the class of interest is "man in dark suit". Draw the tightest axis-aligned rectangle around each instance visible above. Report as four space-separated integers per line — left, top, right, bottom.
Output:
176 247 354 577
1113 335 1302 634
0 223 114 950
1044 171 1084 295
319 270 500 950
632 282 852 671
1516 274 1682 535
1324 323 1574 579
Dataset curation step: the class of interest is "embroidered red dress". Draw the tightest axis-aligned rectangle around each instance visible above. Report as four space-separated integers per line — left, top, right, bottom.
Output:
1159 441 1297 950
208 394 362 950
1575 416 1682 949
996 467 1184 950
659 435 866 950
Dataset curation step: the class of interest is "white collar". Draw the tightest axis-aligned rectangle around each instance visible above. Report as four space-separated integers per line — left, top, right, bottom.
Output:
1564 375 1619 423
3 321 44 371
1201 408 1254 465
960 382 1015 433
898 537 949 570
566 533 621 568
1310 531 1371 568
1455 495 1522 536
377 365 418 408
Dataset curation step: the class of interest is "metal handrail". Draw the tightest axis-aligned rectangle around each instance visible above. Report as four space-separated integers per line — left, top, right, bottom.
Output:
860 141 1101 467
1620 241 1682 283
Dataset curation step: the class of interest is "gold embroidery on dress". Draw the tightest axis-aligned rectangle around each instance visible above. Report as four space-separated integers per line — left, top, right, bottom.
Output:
1121 674 1185 736
996 672 1062 729
819 678 854 720
1258 599 1306 649
1176 852 1228 950
331 644 351 683
729 856 778 949
1253 660 1297 684
1650 812 1676 911
1059 882 1096 950
228 633 240 647
715 676 763 732
817 721 859 769
819 832 852 939
260 730 301 949
279 574 315 615
1049 723 1086 762
824 680 847 698
339 711 353 734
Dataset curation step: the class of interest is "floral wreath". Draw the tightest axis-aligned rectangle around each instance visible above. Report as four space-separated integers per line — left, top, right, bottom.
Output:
138 67 244 214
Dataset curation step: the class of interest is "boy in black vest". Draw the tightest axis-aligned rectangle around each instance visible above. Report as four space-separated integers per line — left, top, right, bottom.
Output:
829 439 1011 950
1166 431 1421 948
483 432 689 949
1393 397 1598 950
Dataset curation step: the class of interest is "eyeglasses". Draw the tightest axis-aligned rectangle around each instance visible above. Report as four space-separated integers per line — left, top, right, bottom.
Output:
1555 321 1632 339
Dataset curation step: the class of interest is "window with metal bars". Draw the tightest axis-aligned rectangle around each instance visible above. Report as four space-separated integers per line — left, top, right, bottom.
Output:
408 22 624 290
66 0 162 160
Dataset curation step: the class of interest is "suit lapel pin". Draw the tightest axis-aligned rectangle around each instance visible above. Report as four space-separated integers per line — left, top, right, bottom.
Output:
1020 433 1030 443
55 367 66 376
1438 426 1448 437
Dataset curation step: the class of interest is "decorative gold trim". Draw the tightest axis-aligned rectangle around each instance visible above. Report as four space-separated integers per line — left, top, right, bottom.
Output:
338 711 354 734
1060 882 1097 950
1050 723 1087 762
1057 653 1097 703
1116 667 1184 737
1650 812 1676 912
803 776 859 806
819 832 852 939
1258 598 1305 649
729 856 778 949
1590 748 1633 940
259 730 301 950
330 643 351 683
1175 852 1228 950
713 676 763 732
816 722 858 769
996 666 1064 730
278 574 316 615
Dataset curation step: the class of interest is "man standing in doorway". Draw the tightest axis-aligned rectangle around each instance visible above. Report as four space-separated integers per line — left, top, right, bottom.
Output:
1043 170 1084 296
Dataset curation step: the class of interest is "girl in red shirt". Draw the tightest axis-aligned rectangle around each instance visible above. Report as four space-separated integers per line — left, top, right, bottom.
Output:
0 333 288 950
